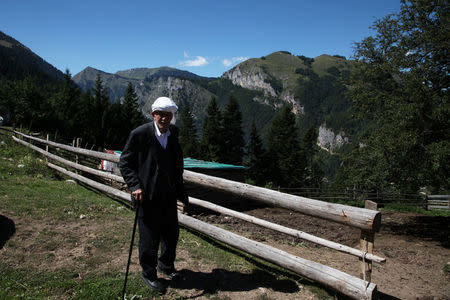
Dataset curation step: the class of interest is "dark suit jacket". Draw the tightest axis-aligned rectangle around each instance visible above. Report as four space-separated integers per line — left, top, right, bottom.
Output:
119 122 185 204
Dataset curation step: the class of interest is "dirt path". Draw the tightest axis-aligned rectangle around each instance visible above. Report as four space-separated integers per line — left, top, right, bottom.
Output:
195 208 450 299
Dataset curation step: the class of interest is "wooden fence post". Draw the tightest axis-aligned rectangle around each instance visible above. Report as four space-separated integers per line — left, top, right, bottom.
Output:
45 134 49 162
75 138 81 174
360 200 377 283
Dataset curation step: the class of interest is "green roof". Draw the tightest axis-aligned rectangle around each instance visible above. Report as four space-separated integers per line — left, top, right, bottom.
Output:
183 158 246 169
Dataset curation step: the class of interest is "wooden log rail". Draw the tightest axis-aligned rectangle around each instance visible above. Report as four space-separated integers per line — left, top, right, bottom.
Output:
13 131 383 299
426 195 450 210
184 170 381 232
189 197 385 263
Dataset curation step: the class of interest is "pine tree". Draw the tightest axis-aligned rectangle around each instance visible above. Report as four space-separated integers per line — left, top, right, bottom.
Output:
200 97 222 161
266 104 305 187
51 69 81 138
179 103 199 158
122 82 144 134
221 95 244 165
301 126 324 188
245 121 266 185
91 73 110 149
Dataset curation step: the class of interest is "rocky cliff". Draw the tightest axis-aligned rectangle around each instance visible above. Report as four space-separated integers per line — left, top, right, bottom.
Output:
317 124 349 153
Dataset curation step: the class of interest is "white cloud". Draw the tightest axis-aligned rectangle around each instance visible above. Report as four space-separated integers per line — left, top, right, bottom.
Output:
179 56 209 67
222 56 248 67
184 51 189 58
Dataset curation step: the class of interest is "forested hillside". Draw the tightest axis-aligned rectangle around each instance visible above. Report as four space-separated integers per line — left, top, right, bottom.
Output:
0 0 447 194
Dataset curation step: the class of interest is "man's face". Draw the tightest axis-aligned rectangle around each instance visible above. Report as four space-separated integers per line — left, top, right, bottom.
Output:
152 110 173 133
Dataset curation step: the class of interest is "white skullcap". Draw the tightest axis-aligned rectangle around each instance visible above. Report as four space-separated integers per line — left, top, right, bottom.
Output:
151 97 178 113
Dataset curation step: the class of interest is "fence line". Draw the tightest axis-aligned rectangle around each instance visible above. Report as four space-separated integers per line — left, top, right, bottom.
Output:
426 195 450 211
13 130 382 299
14 129 381 232
14 135 384 263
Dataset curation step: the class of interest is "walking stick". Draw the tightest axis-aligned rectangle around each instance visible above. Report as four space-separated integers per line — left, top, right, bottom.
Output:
122 199 139 300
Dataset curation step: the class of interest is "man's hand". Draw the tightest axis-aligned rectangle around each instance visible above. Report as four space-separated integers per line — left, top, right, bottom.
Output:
131 188 143 203
177 200 189 214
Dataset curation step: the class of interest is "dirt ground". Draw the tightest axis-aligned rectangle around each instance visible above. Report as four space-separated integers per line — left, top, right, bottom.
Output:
192 206 450 300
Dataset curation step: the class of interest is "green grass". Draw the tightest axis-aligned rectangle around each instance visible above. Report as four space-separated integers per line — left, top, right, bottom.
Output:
382 203 450 217
443 263 450 275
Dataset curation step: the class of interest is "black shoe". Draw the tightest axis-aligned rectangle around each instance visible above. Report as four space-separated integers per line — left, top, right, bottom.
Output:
157 266 182 281
141 274 166 292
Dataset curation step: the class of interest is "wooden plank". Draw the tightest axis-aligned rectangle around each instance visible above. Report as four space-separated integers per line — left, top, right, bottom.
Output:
46 162 130 201
364 200 378 211
13 136 124 183
189 198 385 263
184 170 381 232
427 200 449 205
427 195 450 200
179 214 377 300
14 130 119 162
359 201 375 283
427 205 449 211
359 230 374 283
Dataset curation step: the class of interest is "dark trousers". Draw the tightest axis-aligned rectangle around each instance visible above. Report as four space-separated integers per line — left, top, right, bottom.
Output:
138 177 179 279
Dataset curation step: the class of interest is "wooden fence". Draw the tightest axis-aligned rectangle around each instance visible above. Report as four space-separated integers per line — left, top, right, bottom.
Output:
13 130 385 300
426 195 450 211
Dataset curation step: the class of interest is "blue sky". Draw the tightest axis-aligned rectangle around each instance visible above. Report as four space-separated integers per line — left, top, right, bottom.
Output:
1 0 401 78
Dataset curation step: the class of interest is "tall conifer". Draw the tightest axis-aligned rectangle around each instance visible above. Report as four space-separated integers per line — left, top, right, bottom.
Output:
200 97 222 161
92 73 110 149
122 82 144 133
246 121 266 185
266 104 305 187
179 103 198 158
221 95 244 165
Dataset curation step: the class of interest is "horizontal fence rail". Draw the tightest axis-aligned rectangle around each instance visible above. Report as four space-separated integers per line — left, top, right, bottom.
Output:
184 170 381 232
13 130 384 299
426 195 450 210
189 198 385 263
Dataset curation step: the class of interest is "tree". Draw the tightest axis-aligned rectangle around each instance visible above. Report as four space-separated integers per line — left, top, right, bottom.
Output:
91 73 110 149
200 97 222 161
336 0 449 193
122 82 145 136
179 103 199 158
50 69 82 138
245 121 266 185
266 104 305 187
301 126 324 188
221 95 244 165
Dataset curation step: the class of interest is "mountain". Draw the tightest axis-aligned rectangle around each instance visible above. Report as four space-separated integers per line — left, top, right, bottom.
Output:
0 30 65 82
73 51 355 151
73 66 276 137
223 51 355 149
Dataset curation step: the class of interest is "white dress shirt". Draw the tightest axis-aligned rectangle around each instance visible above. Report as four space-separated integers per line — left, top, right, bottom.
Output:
153 122 171 149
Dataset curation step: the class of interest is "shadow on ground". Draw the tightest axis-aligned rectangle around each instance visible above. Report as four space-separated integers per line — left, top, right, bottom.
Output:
0 214 16 249
170 268 299 295
383 215 450 248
